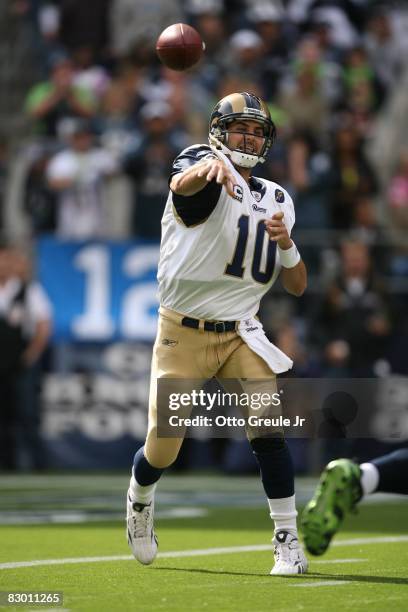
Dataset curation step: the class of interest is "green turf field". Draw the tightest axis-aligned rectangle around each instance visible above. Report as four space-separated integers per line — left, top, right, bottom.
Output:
0 475 407 611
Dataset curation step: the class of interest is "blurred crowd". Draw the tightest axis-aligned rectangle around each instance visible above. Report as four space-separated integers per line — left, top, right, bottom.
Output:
0 0 407 436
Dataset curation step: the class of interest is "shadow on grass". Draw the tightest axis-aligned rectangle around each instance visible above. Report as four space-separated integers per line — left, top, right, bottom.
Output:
152 566 265 578
151 566 408 586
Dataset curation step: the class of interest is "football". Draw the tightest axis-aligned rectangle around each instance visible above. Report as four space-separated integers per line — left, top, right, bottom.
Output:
156 23 205 71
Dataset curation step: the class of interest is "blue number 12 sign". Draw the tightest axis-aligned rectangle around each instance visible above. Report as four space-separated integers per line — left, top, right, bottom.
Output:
38 237 160 341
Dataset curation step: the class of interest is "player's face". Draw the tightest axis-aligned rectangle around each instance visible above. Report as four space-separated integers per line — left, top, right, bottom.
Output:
226 119 265 156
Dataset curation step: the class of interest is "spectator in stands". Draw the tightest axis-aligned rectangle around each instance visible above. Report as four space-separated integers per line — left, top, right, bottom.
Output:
58 0 112 65
11 246 53 470
308 6 359 51
222 30 266 91
188 0 225 63
387 149 408 284
277 56 328 139
35 1 64 77
25 51 97 137
342 45 382 113
310 239 393 377
363 6 406 94
245 1 289 99
286 131 331 273
294 35 343 107
97 73 137 157
0 141 7 231
328 117 377 229
387 149 408 229
349 195 389 274
109 0 183 59
71 45 111 100
23 144 57 234
0 241 52 471
46 119 117 238
309 19 343 66
187 0 226 95
122 101 189 239
102 58 146 131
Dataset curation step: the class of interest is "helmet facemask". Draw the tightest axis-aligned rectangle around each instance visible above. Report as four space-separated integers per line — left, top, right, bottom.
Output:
209 93 276 168
210 116 274 168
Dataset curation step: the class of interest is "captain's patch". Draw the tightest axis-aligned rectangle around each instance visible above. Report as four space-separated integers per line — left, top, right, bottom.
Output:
275 189 285 203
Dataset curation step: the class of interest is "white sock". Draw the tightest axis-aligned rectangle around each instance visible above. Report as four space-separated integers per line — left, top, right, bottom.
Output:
268 494 298 534
129 474 157 505
360 462 379 496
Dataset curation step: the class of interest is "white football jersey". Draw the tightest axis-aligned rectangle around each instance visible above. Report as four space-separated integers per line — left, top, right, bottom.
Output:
158 145 295 321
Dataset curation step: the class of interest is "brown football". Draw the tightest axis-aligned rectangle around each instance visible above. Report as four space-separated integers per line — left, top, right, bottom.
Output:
156 23 204 71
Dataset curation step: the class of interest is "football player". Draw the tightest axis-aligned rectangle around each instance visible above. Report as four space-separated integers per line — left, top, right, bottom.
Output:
126 92 308 574
301 449 408 555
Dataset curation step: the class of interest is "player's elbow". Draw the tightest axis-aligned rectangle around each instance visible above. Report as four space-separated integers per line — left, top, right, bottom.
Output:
169 175 181 193
293 284 306 297
284 277 307 297
287 285 306 297
296 275 307 296
282 261 307 296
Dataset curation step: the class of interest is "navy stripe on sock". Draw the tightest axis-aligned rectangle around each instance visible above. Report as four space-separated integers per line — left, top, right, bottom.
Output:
133 446 164 486
250 437 295 499
372 448 408 495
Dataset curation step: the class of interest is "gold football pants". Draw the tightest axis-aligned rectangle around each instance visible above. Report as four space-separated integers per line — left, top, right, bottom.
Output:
144 306 278 468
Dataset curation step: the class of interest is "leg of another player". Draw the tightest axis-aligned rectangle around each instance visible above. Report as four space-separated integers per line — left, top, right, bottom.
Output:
362 448 408 495
301 448 408 556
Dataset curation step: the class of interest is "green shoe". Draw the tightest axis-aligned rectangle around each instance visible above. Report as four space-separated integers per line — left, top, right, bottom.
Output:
300 459 362 556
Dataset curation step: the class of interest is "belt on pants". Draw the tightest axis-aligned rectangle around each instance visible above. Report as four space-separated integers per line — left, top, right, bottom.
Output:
181 316 237 333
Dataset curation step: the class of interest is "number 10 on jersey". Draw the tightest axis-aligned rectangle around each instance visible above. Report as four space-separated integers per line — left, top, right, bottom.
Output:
225 215 276 284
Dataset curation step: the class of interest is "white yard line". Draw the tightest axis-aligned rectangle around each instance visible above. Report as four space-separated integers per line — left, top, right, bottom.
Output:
312 558 367 564
290 581 352 587
0 535 407 571
332 535 408 547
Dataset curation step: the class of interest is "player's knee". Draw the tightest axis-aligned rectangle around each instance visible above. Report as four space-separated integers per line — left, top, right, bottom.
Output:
145 430 182 468
146 456 175 469
144 446 178 469
250 436 286 454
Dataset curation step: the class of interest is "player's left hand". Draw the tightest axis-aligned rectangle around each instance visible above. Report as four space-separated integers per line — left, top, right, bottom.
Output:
264 212 292 249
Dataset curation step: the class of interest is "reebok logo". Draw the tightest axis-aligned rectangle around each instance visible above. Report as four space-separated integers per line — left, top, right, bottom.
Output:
162 339 178 347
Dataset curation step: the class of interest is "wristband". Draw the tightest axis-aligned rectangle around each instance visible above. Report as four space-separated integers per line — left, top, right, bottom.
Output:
278 242 301 269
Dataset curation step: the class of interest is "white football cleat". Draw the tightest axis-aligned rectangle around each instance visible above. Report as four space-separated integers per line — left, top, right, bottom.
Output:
270 530 308 575
126 490 158 565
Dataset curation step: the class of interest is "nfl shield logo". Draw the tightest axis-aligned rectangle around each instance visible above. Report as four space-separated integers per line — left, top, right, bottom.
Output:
275 189 284 203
